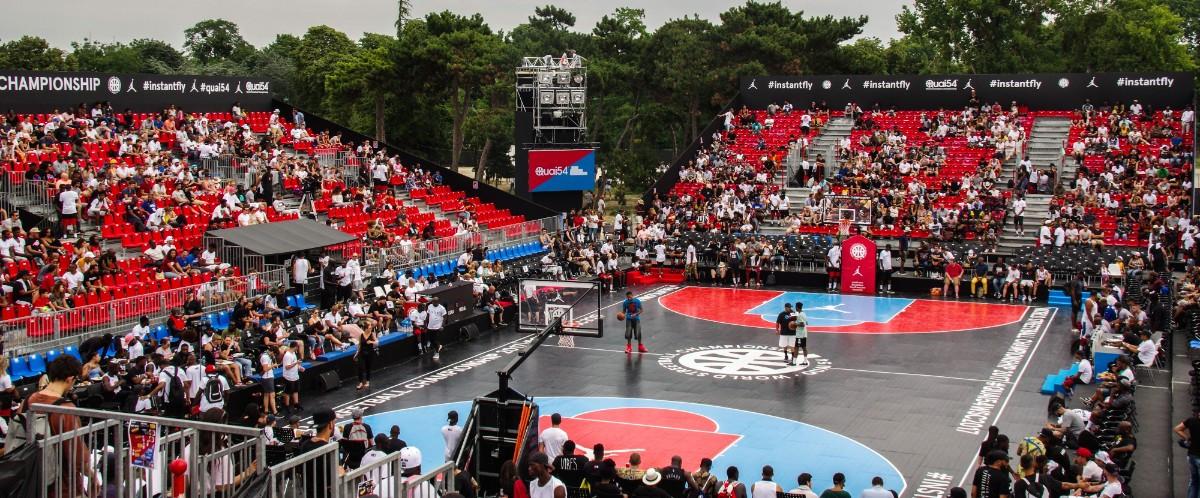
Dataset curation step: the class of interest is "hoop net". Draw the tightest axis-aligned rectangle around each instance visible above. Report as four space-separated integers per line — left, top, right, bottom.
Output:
556 334 575 348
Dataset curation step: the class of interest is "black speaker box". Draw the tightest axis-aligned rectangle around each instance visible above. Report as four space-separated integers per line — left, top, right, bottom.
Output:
318 370 341 392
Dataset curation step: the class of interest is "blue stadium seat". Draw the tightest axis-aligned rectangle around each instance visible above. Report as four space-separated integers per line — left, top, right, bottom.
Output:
207 313 221 330
441 260 453 275
286 295 298 309
8 356 29 381
153 324 169 341
216 310 233 330
63 345 82 362
27 353 47 378
295 295 315 311
45 349 61 365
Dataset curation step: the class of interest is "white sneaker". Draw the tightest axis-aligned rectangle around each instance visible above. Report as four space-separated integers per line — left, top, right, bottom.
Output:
432 353 440 360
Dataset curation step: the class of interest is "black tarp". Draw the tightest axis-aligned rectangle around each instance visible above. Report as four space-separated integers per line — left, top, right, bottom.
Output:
206 219 355 256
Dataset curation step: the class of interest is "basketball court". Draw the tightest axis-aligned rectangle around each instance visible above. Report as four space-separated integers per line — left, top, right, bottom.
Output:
308 282 1074 497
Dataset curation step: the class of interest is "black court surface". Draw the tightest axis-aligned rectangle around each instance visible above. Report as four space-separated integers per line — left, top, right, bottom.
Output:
302 283 1117 497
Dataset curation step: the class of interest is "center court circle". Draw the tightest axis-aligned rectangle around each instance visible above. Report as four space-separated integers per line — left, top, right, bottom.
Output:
356 397 903 495
659 345 831 379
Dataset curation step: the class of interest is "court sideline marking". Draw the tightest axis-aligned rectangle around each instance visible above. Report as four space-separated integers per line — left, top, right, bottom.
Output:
826 367 1004 384
954 307 1058 488
305 284 672 422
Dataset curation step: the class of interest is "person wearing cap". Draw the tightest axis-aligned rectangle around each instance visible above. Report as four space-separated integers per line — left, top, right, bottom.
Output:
299 407 342 494
1074 447 1103 483
401 446 439 498
442 410 463 462
634 468 671 498
970 450 1010 498
341 408 375 469
197 363 230 412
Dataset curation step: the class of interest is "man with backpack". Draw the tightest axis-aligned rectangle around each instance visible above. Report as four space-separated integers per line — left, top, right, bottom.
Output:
198 364 230 412
341 408 375 469
147 356 191 417
715 466 746 498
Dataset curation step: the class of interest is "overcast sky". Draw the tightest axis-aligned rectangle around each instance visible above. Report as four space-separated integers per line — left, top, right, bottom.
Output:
1 0 907 50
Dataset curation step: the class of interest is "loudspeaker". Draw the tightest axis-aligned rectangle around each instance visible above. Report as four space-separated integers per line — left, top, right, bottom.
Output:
460 323 480 342
318 370 340 392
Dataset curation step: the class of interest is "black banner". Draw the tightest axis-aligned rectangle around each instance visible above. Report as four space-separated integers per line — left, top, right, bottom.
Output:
738 72 1194 110
0 70 274 113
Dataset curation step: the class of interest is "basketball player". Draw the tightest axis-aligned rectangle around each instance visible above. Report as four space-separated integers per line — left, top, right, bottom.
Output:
825 242 841 292
775 303 796 364
622 291 645 354
791 302 809 366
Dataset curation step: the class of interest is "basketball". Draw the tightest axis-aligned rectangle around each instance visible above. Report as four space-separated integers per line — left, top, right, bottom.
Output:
788 320 799 330
616 312 626 321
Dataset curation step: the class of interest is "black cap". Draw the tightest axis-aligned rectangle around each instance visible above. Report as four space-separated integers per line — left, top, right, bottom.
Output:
312 407 337 429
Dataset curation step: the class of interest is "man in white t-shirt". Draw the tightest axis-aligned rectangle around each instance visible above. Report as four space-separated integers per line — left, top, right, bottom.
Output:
1039 222 1052 245
425 298 447 359
1053 223 1066 247
528 452 567 498
197 365 230 412
825 243 841 292
653 242 667 276
1012 196 1027 236
538 413 569 460
442 410 463 462
281 343 304 412
58 186 80 234
259 349 277 415
359 434 395 498
292 255 311 295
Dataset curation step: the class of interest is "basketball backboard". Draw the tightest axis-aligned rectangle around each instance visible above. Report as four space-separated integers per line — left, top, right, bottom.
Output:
517 279 603 337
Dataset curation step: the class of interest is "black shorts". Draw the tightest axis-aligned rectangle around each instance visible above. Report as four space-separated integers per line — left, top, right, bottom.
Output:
795 337 807 349
284 379 300 394
261 377 275 392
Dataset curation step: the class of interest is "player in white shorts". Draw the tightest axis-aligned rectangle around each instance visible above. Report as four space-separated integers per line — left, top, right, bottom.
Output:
791 302 809 366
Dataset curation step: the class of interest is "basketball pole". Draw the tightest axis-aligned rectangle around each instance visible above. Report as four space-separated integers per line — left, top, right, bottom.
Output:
497 288 598 392
496 316 561 392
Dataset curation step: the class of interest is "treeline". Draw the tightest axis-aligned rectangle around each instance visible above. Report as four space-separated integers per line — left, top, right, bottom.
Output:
0 0 1194 193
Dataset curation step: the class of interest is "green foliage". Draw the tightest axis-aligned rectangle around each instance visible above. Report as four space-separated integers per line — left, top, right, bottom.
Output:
0 36 69 71
184 19 254 64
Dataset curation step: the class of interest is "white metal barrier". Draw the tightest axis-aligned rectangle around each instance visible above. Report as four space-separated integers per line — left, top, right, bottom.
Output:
30 403 265 498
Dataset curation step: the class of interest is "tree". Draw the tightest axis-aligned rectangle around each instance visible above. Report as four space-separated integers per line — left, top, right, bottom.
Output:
184 19 254 64
510 5 586 58
326 33 399 141
247 35 301 102
0 36 68 71
292 26 359 113
130 39 185 72
838 38 889 74
712 1 866 100
647 17 717 144
409 12 508 167
67 38 183 73
896 0 1060 73
1055 0 1196 72
395 0 412 37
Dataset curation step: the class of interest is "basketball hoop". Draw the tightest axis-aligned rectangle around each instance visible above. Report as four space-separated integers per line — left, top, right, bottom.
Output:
556 334 575 348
